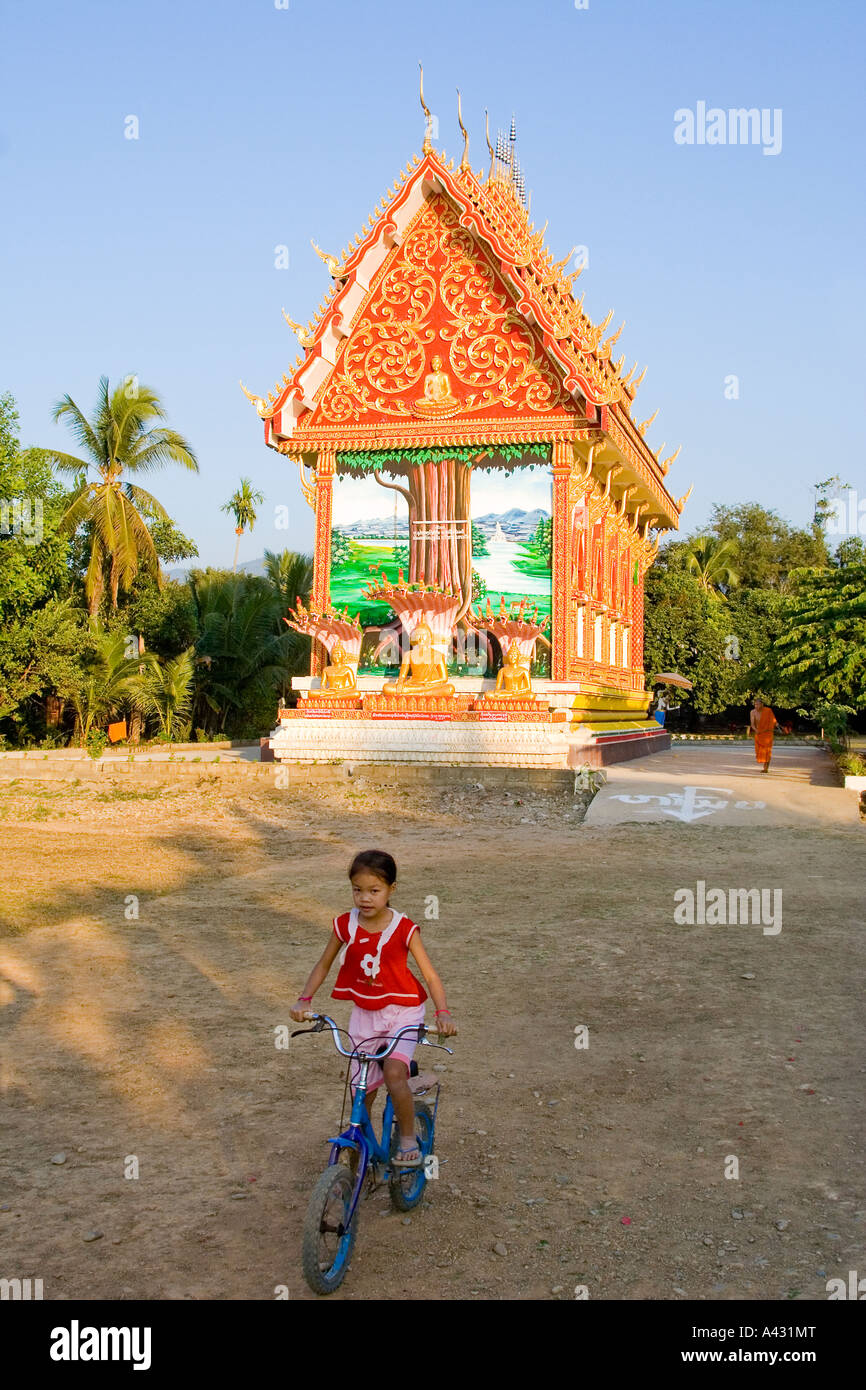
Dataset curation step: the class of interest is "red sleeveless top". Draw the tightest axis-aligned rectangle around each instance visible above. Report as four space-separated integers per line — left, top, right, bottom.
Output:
331 909 427 1009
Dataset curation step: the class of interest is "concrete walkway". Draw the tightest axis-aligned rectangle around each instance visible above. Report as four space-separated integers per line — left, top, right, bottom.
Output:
0 746 260 765
584 743 858 829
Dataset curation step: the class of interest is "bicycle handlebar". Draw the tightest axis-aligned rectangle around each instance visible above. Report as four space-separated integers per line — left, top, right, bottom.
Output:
294 1012 453 1060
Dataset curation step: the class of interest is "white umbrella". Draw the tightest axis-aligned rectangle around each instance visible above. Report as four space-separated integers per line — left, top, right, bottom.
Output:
650 671 694 690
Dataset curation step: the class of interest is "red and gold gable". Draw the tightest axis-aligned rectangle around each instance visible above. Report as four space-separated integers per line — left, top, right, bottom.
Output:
307 192 580 432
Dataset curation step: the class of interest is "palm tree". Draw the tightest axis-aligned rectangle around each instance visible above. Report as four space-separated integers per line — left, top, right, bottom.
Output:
71 623 156 743
262 549 314 700
143 647 196 744
188 571 294 733
262 548 314 612
685 535 739 599
222 478 264 573
47 377 199 616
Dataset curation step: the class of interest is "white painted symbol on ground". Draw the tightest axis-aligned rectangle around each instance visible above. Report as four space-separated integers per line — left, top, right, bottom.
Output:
607 785 766 823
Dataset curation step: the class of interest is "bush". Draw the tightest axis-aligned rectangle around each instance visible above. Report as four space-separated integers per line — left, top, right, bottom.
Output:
85 728 108 759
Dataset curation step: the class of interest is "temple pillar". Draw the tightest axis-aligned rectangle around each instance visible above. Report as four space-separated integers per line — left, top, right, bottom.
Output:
311 447 336 674
631 544 646 691
551 440 572 680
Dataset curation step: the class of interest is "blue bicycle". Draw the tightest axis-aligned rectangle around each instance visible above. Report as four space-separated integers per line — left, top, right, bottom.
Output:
292 1013 453 1295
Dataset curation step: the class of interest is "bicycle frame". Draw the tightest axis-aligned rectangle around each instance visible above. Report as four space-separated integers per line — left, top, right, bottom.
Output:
326 1053 397 1224
292 1013 451 1229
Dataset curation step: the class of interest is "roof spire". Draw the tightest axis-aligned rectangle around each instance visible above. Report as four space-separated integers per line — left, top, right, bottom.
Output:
456 88 470 171
484 108 495 181
419 62 433 154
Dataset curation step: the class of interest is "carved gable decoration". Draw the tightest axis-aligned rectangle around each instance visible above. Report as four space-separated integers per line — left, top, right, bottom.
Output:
311 193 577 429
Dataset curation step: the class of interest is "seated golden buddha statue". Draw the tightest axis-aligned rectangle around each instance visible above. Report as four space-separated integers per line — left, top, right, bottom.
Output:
382 620 455 697
486 640 533 699
313 642 357 696
413 354 460 416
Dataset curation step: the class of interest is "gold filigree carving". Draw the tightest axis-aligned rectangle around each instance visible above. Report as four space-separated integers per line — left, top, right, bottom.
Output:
315 194 573 424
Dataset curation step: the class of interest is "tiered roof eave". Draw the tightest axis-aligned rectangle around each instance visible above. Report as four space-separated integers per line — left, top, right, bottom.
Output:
250 145 683 530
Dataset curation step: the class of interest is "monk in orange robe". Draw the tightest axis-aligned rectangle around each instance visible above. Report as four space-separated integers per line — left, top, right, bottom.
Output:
750 697 778 773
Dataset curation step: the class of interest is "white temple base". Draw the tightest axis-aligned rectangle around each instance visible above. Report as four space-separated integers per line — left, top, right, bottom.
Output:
269 716 591 768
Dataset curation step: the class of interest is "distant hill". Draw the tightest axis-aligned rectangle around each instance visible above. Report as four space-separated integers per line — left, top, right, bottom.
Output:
335 517 409 539
474 508 549 540
165 557 269 582
334 507 549 543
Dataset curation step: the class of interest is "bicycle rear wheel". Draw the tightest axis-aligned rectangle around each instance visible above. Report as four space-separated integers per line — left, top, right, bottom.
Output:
389 1102 434 1212
302 1165 359 1294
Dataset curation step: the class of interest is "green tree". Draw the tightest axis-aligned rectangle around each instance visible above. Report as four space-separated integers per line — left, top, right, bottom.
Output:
685 535 739 598
470 522 489 558
767 563 866 707
0 394 72 621
46 377 199 615
143 647 195 743
0 597 89 737
145 517 199 567
262 549 314 700
708 502 828 591
70 623 156 743
262 548 313 613
643 569 743 715
330 528 351 567
188 570 295 735
533 516 552 565
221 478 264 572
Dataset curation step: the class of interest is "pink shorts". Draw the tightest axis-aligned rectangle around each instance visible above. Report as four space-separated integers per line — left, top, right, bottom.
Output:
347 1001 426 1093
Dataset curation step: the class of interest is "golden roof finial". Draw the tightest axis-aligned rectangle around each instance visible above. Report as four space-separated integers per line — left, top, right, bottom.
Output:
311 240 343 277
603 320 625 351
281 308 315 349
637 408 659 437
456 88 470 170
419 62 433 154
563 264 583 290
675 484 693 512
552 245 578 277
629 365 648 392
484 108 495 180
660 446 682 476
597 309 614 335
239 381 267 418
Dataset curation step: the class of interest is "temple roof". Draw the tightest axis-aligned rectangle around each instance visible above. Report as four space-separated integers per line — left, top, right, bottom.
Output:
246 141 685 529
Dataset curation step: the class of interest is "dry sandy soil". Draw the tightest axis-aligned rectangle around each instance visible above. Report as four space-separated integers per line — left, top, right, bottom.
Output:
1 768 864 1301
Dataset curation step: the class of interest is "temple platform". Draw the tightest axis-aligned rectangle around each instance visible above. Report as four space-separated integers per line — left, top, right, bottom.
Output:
270 678 669 768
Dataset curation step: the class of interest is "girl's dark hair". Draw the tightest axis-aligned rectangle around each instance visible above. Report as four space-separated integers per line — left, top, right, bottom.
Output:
349 849 397 885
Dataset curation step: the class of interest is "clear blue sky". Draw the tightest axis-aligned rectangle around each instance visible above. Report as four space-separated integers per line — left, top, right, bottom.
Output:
2 0 863 567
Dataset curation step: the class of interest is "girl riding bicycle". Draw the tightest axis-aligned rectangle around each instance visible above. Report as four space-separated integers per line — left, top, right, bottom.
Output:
290 849 457 1168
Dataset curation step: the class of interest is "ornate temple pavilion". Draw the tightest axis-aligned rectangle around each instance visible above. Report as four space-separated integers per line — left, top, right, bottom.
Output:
245 98 689 768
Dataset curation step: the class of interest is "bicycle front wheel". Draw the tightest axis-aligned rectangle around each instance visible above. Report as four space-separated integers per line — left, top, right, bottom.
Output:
389 1101 434 1212
302 1165 359 1294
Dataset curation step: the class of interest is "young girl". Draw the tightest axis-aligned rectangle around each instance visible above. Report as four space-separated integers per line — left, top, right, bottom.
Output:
290 850 457 1167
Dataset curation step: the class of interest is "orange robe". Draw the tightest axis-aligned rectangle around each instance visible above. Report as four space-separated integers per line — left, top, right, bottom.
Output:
753 706 777 762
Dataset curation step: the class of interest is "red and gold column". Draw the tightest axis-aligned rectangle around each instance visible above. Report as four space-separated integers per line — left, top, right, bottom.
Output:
551 440 572 681
311 447 336 674
631 545 646 690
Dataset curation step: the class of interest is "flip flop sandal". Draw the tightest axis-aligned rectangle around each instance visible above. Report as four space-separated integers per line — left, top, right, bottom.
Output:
392 1145 423 1169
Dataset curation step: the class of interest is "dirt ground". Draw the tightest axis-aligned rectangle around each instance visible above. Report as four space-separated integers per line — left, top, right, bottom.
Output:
1 770 864 1301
